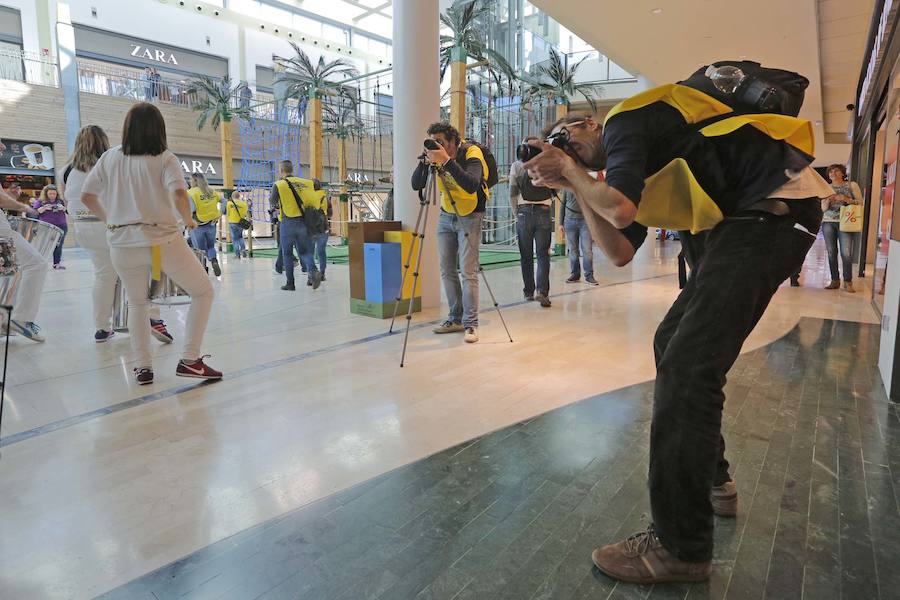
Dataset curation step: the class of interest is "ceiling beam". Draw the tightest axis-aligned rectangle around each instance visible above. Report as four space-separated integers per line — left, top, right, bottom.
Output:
349 1 392 23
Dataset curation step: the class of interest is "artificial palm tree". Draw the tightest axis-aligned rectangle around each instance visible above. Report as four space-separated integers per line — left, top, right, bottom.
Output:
521 46 601 121
185 75 252 190
275 42 359 180
323 98 365 237
440 0 515 137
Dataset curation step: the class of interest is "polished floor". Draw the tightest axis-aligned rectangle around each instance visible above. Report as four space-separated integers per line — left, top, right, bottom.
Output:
0 235 884 599
101 318 900 600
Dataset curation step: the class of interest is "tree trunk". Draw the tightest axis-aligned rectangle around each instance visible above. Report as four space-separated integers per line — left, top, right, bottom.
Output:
449 47 467 137
220 119 234 249
308 94 323 180
338 136 348 239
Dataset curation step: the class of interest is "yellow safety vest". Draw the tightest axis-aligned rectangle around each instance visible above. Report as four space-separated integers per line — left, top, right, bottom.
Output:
188 187 221 223
274 176 318 219
605 84 816 233
437 143 489 216
226 197 248 224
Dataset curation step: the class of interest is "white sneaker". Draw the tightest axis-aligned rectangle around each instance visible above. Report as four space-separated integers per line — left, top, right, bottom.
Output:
464 327 479 343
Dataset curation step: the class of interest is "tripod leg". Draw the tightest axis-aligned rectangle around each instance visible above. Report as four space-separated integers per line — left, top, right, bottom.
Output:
0 305 10 450
478 266 514 342
400 202 431 367
389 201 427 333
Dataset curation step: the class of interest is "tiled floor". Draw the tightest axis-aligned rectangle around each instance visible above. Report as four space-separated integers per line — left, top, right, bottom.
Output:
0 235 885 598
100 318 900 600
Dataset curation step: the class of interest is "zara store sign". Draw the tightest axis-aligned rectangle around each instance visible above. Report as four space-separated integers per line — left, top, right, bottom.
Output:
130 44 179 66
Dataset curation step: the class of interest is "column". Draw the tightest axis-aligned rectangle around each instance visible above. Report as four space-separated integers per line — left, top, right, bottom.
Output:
55 1 80 154
392 0 440 308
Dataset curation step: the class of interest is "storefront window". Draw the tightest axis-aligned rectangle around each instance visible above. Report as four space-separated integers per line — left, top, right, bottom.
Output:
872 63 900 309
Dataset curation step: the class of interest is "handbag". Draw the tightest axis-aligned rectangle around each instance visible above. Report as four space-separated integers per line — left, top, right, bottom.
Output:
839 185 863 233
231 198 252 230
283 177 327 236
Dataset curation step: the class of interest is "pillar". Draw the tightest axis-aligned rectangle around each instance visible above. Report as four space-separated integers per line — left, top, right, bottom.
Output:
393 0 440 308
55 2 81 154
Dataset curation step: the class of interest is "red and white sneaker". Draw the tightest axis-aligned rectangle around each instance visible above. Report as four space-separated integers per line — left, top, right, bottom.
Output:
150 319 174 344
176 355 223 380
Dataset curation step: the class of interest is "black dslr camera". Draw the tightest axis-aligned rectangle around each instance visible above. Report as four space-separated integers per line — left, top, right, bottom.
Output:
516 130 569 162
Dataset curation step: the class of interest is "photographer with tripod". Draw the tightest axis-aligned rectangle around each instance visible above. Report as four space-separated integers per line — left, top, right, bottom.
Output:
523 61 832 584
411 122 489 344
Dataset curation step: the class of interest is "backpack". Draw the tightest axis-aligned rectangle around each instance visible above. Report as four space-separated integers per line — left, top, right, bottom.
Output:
283 177 328 236
680 60 809 117
463 141 499 189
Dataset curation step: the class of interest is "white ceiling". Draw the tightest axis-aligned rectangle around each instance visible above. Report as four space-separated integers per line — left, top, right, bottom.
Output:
530 0 876 165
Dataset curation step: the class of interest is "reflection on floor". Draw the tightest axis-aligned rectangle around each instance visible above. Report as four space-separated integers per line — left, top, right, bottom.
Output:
101 319 900 600
0 236 883 598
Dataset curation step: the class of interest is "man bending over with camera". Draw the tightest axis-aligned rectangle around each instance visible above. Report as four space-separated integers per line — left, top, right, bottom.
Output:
524 61 831 584
412 122 489 344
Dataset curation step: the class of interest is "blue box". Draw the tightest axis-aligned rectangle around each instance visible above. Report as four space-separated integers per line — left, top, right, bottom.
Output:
364 242 402 303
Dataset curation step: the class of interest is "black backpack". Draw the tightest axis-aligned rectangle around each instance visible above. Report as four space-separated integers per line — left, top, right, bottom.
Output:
283 178 328 236
680 60 809 117
463 141 499 189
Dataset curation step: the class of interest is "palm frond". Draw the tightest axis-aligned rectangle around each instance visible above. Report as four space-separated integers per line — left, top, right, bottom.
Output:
186 75 251 130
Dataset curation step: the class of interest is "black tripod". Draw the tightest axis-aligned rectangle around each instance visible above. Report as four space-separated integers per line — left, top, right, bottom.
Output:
389 164 513 367
0 305 13 455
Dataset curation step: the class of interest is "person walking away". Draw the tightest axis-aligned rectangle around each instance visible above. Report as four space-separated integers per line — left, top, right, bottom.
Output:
32 184 68 269
269 160 322 291
411 122 489 344
510 138 555 306
822 163 862 292
224 191 249 258
81 102 221 385
0 186 47 341
312 179 330 281
63 125 174 343
562 188 598 285
187 172 222 276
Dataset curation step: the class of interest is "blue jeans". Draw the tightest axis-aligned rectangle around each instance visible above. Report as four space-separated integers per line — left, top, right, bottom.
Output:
564 216 593 278
821 221 856 282
280 217 315 284
437 210 483 327
314 232 328 275
53 223 67 266
516 204 551 296
229 223 246 256
192 222 217 261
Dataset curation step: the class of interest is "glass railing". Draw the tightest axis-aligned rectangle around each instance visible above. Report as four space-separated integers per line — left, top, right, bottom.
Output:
0 49 59 87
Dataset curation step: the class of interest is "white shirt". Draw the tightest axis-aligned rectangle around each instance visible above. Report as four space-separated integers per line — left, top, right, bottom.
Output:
82 146 186 247
64 168 94 219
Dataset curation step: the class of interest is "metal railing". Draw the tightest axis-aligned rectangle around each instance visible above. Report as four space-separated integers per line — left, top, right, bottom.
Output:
0 49 59 87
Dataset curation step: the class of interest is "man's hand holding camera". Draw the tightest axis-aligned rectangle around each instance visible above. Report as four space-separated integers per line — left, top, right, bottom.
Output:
424 142 450 167
522 140 578 190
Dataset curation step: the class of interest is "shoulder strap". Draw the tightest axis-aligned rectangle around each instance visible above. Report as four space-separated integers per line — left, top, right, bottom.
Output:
63 164 73 185
283 177 306 218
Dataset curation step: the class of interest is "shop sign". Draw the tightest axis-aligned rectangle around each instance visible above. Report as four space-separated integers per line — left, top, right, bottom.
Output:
130 44 179 66
180 157 218 176
859 0 896 111
0 139 55 175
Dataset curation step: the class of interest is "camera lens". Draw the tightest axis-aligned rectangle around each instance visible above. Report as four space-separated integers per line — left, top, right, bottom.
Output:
516 143 540 162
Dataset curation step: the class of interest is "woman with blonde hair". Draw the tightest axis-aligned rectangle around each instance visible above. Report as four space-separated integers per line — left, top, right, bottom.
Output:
32 184 67 269
81 104 221 384
187 172 222 276
64 124 174 344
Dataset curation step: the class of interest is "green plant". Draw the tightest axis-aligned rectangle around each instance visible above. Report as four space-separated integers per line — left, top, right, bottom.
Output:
521 47 600 112
185 75 252 130
440 0 515 92
323 98 366 139
274 42 359 101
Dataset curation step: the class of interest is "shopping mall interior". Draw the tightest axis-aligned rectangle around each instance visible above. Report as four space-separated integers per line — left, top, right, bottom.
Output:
0 0 898 598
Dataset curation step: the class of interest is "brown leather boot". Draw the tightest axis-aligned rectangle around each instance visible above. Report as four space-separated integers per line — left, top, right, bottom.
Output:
711 480 738 517
825 281 840 290
843 281 856 293
591 526 712 584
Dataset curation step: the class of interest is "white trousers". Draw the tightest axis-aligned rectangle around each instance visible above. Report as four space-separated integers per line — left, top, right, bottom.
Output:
74 221 160 330
110 238 214 368
0 221 48 324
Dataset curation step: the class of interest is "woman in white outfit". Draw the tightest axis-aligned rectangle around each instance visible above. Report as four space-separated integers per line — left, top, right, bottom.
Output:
63 125 175 344
81 103 222 385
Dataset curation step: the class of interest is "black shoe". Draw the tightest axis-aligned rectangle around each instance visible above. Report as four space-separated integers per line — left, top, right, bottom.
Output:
310 270 323 290
535 294 552 308
321 274 326 282
306 279 313 286
134 367 154 385
211 259 221 276
524 294 535 301
585 275 599 286
94 329 115 343
281 283 295 291
790 277 800 287
565 275 580 283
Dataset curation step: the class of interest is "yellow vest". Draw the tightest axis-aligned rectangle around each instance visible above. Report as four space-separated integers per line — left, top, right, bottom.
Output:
188 187 220 223
605 84 816 233
438 143 489 216
274 176 319 219
225 197 248 224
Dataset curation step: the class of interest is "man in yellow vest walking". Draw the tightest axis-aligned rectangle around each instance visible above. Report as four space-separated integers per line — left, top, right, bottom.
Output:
524 61 832 585
187 173 222 276
269 160 322 291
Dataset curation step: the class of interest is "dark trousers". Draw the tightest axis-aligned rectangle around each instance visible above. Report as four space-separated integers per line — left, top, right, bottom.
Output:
516 204 552 297
650 199 822 562
280 217 316 285
53 224 67 266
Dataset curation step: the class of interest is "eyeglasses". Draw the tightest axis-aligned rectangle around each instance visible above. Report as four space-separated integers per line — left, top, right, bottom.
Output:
551 120 587 140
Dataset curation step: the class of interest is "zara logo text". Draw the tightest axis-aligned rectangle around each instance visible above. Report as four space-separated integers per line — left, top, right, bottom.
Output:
130 44 179 65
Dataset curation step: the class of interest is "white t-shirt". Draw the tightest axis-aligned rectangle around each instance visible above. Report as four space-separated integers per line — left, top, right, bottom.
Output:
64 168 94 219
81 146 187 247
